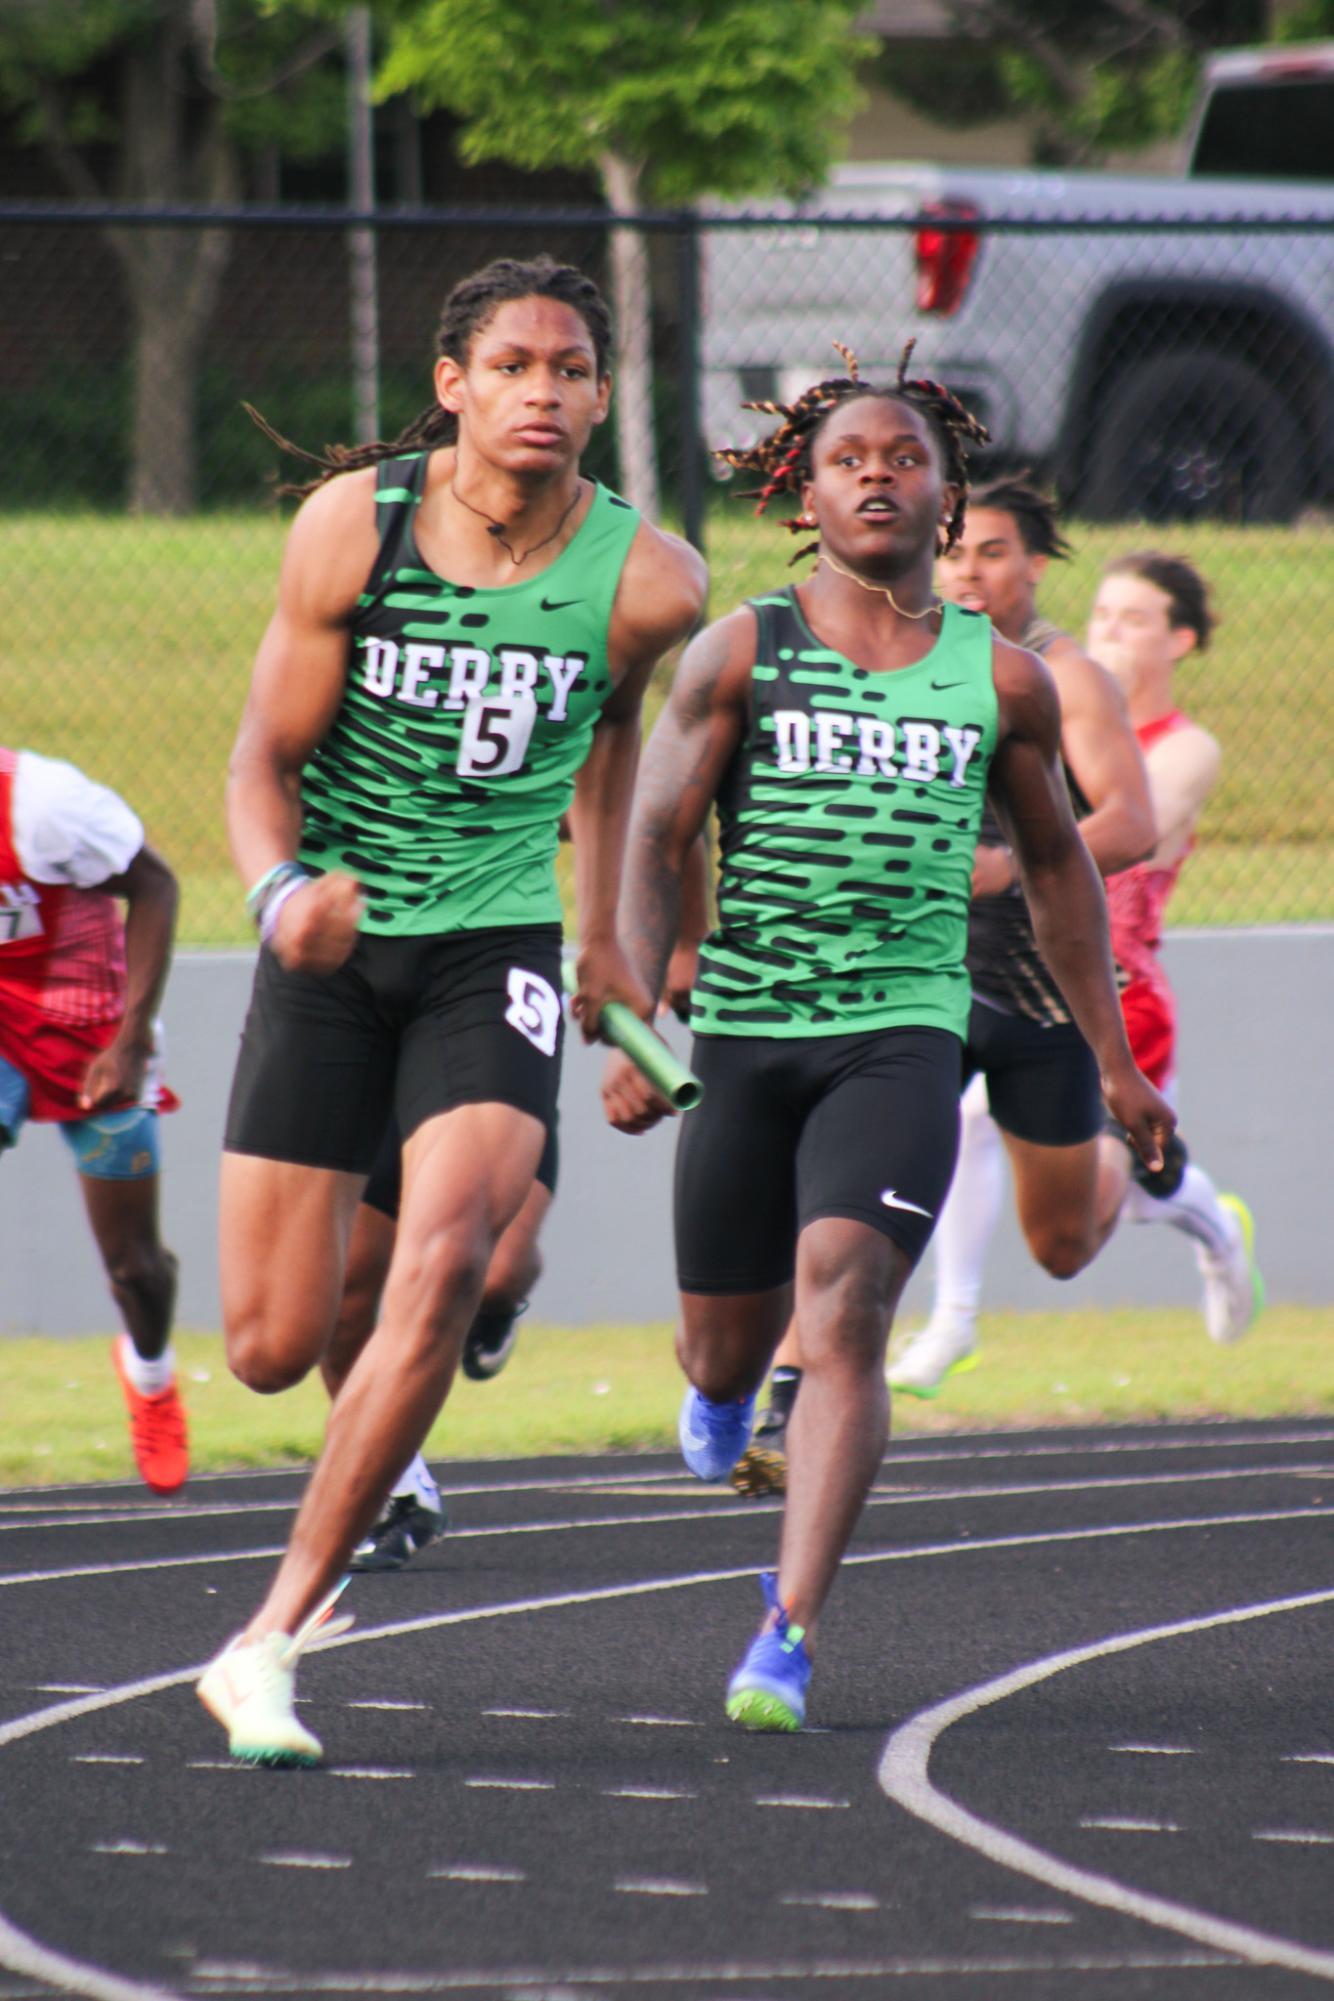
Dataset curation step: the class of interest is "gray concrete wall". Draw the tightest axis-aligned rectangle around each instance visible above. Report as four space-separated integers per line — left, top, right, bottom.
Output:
2 929 1330 1335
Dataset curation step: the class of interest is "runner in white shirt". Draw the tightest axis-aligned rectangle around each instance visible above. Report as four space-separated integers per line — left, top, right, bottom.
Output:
0 747 187 1492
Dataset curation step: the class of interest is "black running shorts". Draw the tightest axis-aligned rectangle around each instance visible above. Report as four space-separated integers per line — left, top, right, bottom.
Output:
675 1026 962 1295
224 925 564 1173
960 996 1103 1147
361 1107 560 1222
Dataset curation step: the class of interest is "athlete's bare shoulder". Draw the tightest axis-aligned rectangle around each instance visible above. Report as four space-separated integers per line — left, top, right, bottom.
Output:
667 602 759 724
990 630 1062 746
277 464 381 625
613 517 708 657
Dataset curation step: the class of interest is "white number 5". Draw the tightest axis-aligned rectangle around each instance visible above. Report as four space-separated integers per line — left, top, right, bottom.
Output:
457 693 537 777
504 967 561 1057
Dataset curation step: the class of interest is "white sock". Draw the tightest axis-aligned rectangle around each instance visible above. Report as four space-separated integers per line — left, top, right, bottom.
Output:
118 1335 175 1396
928 1079 1007 1330
1120 1161 1233 1258
389 1452 439 1508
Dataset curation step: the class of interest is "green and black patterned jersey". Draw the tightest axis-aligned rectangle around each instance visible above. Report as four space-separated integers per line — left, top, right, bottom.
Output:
297 452 640 935
692 590 997 1040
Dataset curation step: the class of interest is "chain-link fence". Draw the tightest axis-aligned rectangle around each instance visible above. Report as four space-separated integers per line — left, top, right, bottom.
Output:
2 204 1330 941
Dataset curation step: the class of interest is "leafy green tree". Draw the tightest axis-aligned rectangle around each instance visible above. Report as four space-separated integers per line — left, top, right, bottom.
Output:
875 0 1270 166
0 0 346 512
374 0 872 518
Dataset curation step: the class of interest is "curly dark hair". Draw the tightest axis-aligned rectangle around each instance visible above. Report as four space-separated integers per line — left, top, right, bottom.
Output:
246 254 613 499
715 341 990 562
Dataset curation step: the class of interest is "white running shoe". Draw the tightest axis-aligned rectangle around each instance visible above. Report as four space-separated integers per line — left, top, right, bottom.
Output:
197 1584 354 1767
887 1319 980 1399
1197 1193 1265 1346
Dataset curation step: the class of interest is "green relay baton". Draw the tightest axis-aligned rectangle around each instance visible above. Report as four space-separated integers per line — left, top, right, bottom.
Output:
561 960 703 1111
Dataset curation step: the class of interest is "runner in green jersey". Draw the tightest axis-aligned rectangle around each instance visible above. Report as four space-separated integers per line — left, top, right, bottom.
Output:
199 256 705 1768
602 347 1172 1733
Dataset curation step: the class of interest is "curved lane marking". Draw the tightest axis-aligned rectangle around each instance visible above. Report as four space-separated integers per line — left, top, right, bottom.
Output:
879 1586 1334 1982
1 1505 1331 2000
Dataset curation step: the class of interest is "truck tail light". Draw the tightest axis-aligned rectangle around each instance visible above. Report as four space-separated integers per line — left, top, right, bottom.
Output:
915 201 981 316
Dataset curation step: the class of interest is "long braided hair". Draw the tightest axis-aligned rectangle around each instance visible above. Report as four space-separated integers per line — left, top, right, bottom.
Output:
716 341 990 564
247 254 613 500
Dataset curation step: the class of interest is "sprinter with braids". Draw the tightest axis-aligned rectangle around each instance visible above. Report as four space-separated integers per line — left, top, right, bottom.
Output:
197 254 705 1767
601 348 1171 1731
886 476 1156 1396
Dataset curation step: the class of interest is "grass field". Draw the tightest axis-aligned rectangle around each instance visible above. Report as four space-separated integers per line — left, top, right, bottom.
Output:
3 508 1332 941
3 1304 1328 1490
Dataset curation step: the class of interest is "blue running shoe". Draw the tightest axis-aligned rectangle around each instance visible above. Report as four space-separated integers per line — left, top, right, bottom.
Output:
726 1571 812 1732
679 1384 757 1481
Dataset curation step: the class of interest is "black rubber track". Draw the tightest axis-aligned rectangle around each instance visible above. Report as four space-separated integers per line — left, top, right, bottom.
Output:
0 1417 1331 2001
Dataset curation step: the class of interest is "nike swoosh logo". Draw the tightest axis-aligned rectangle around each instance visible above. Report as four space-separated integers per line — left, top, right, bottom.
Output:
540 595 581 612
930 679 964 691
880 1187 934 1219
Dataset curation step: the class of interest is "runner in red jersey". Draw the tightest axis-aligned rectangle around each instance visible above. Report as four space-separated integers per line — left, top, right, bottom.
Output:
0 747 187 1490
1091 554 1263 1345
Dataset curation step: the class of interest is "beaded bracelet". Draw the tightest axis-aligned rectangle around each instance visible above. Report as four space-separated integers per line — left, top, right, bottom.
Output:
245 860 310 941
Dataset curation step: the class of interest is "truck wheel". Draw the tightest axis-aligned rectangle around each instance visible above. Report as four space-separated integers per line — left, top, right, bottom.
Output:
1080 350 1305 523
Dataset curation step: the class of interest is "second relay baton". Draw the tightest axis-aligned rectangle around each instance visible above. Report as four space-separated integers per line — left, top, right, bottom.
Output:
561 961 703 1111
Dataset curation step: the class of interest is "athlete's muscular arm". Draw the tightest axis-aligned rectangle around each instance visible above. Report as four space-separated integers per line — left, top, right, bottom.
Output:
1046 636 1155 874
567 521 706 1038
1140 722 1221 867
986 638 1174 1172
601 607 753 1135
971 638 1152 897
225 472 378 975
78 844 179 1111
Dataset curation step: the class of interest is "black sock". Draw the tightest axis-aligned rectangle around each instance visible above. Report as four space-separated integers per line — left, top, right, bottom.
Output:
767 1366 802 1421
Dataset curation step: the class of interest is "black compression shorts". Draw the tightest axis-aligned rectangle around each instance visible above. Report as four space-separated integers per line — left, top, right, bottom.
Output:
675 1026 962 1295
224 925 563 1173
362 1107 560 1221
960 996 1103 1147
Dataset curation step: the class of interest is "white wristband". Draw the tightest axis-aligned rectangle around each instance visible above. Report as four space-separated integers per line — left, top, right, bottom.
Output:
258 872 310 946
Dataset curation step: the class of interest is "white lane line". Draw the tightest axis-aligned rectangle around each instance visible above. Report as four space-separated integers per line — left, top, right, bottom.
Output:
972 1907 1074 1925
483 1707 568 1720
89 1842 167 1857
781 1891 879 1911
463 1778 554 1792
614 1714 701 1728
0 1506 1327 2001
73 1754 144 1766
35 1682 104 1693
344 1700 427 1712
4 1503 1331 1766
1109 1744 1199 1756
150 1949 1243 1990
1079 1817 1183 1834
0 1915 180 2001
604 1786 695 1801
5 1445 1330 1546
755 1795 851 1811
428 1865 525 1884
1254 1830 1334 1845
880 1586 1334 1982
259 1854 351 1871
1285 1754 1334 1767
613 1877 706 1898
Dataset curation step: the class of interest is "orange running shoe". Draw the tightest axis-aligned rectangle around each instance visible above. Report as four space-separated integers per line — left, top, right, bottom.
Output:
112 1340 189 1494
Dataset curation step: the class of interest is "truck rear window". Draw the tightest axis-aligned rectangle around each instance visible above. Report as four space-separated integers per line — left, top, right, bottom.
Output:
1192 76 1334 182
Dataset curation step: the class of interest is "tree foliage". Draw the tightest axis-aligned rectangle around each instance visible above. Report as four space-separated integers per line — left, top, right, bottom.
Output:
875 0 1273 165
374 0 873 204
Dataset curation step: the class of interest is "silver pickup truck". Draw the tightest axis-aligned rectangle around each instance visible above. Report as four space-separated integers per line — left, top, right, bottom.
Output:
701 41 1334 521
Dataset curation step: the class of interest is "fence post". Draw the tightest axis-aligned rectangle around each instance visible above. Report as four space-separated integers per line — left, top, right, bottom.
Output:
345 5 380 444
675 217 705 557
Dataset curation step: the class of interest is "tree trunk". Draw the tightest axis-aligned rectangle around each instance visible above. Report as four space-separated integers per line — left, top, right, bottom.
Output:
599 151 660 522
